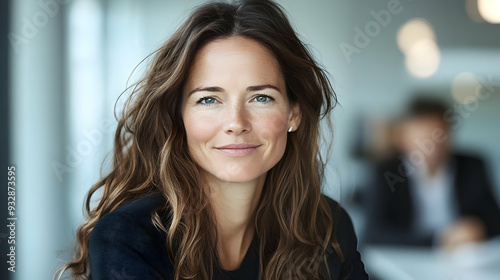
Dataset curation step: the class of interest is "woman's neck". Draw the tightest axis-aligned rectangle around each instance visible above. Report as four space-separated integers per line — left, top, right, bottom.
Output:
205 172 265 270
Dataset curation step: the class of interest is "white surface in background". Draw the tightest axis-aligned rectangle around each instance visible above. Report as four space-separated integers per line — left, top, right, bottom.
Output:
363 237 500 280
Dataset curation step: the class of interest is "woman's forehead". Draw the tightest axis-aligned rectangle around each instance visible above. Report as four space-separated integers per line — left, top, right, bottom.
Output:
186 36 284 86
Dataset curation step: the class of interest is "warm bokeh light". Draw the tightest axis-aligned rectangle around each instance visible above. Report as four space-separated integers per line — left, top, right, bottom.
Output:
397 18 440 78
451 72 482 104
405 39 441 78
397 18 436 55
478 0 500 23
465 0 486 23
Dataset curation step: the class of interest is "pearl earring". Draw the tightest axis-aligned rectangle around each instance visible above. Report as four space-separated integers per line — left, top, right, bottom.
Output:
288 126 293 132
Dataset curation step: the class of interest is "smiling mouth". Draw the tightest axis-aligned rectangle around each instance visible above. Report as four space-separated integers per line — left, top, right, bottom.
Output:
215 143 261 156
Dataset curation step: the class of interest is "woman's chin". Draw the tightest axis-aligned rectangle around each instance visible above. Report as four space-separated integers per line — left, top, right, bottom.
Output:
212 170 265 184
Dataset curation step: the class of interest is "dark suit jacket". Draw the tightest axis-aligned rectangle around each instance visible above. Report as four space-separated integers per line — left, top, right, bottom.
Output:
364 153 500 246
88 193 369 279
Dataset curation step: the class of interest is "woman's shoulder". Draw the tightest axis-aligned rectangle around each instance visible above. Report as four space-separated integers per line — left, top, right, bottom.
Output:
109 192 166 218
321 195 357 248
321 194 369 279
91 192 167 238
97 192 165 224
88 192 173 278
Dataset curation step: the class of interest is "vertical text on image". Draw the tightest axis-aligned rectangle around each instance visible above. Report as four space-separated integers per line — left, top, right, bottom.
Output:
7 166 17 272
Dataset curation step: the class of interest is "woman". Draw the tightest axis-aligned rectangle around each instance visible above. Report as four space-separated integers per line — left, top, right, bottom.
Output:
62 0 368 279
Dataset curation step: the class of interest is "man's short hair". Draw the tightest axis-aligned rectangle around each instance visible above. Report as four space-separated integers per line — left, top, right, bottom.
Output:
406 95 450 119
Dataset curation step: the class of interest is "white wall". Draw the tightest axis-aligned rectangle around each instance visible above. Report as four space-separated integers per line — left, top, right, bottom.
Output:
10 0 70 278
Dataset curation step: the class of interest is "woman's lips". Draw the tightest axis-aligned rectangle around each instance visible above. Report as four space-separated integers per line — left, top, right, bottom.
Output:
215 143 261 156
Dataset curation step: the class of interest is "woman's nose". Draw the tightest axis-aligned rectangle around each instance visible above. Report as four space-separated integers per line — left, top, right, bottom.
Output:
223 104 251 135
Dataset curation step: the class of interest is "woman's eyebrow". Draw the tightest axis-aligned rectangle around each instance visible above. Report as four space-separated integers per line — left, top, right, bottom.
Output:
189 84 280 96
188 86 224 96
246 84 280 92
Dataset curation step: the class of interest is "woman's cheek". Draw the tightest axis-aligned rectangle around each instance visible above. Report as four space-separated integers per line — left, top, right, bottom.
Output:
184 113 219 145
259 111 289 138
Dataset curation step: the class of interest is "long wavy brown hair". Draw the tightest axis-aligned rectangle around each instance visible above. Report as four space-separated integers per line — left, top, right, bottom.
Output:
61 0 342 279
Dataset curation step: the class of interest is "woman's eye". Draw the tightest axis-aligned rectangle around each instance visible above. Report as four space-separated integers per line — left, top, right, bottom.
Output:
253 95 274 103
197 97 217 105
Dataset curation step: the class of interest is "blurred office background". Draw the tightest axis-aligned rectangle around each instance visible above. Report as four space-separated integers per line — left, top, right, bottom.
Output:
3 0 500 279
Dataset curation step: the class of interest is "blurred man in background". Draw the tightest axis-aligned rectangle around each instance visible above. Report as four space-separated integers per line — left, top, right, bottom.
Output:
364 96 500 249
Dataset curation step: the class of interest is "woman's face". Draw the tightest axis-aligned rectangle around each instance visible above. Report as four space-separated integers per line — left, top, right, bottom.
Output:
182 36 300 184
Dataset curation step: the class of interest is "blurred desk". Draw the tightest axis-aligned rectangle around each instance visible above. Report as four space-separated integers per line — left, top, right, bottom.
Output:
363 238 500 280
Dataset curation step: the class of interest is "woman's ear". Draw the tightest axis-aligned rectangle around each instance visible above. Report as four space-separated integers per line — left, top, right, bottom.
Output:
288 103 301 132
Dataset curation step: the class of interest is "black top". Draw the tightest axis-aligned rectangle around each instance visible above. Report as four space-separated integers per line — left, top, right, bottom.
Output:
364 153 500 246
89 193 369 279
